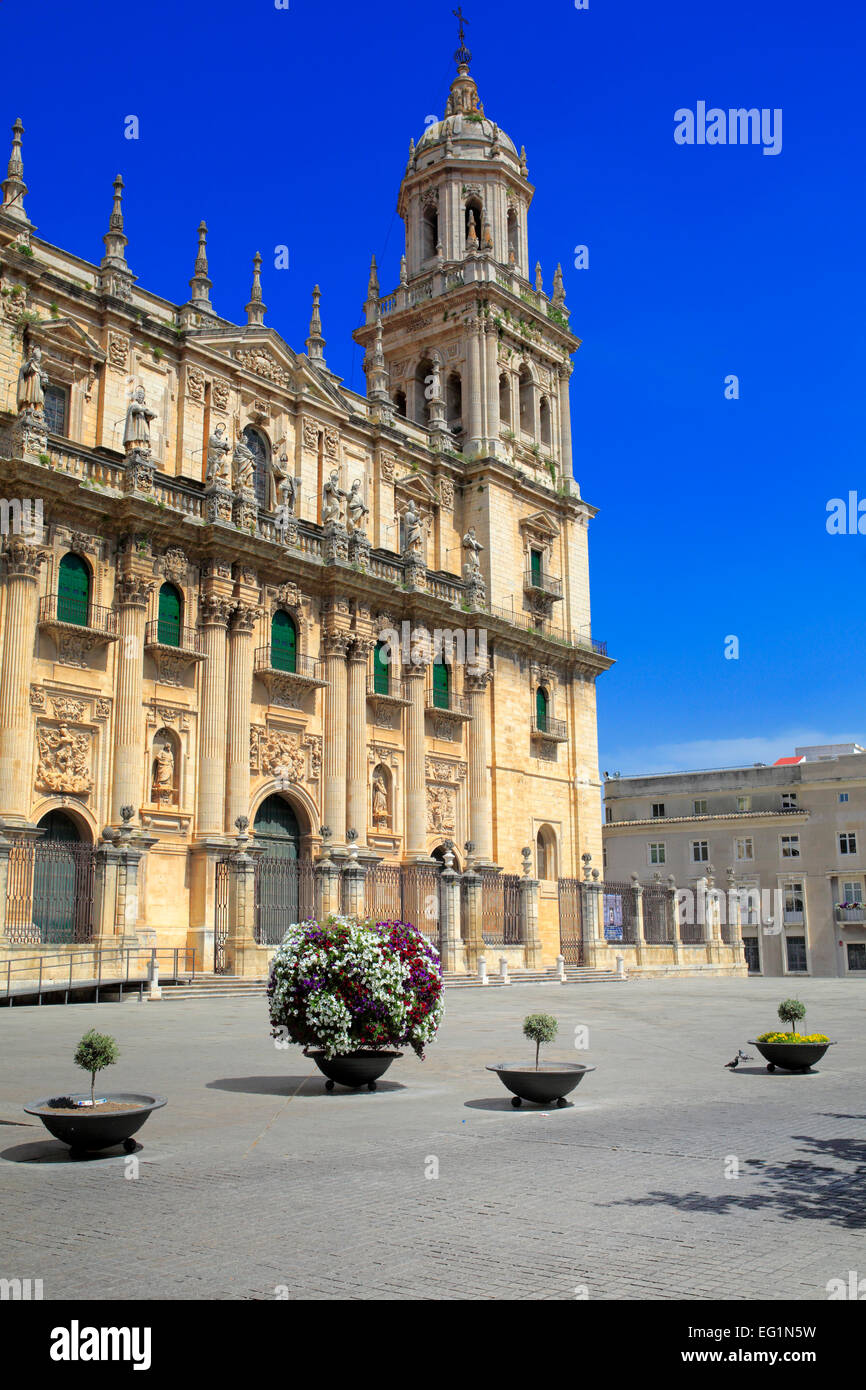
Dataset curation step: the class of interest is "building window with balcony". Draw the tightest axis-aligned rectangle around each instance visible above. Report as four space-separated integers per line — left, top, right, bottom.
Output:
432 658 450 710
652 803 665 819
270 610 297 673
156 582 182 647
648 842 665 866
737 795 751 812
43 382 69 436
735 837 754 862
691 840 709 863
837 882 864 923
840 832 857 855
842 881 863 905
780 834 801 859
694 799 708 815
534 685 549 733
372 639 390 695
57 552 91 627
785 936 808 973
783 882 804 924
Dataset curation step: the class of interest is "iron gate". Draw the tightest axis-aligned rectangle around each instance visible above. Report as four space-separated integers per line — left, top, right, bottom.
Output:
255 858 314 945
5 839 96 945
557 877 585 965
479 869 521 945
214 859 230 974
600 879 639 944
363 862 442 947
642 880 671 943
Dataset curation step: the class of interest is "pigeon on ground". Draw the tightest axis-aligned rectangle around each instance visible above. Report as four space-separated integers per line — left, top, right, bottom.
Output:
724 1049 753 1069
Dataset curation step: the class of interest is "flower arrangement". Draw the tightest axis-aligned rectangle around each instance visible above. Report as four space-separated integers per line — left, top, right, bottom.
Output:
267 915 443 1060
756 1031 830 1045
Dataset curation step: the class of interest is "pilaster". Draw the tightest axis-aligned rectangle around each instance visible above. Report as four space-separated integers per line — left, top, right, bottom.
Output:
0 539 48 823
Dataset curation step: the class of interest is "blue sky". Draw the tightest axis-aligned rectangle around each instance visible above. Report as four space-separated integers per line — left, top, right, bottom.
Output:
3 0 864 775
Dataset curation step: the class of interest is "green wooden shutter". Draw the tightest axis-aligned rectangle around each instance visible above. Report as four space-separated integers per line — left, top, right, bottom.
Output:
271 610 297 672
433 660 450 709
530 549 542 586
535 686 548 733
373 641 390 695
57 553 90 626
157 583 182 647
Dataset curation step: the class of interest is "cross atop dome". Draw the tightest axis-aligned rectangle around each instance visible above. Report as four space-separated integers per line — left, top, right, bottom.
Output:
453 6 472 68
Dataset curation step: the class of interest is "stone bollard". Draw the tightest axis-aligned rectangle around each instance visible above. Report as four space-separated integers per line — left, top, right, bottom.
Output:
556 953 566 982
499 955 509 984
478 953 487 985
147 954 162 1001
616 953 625 978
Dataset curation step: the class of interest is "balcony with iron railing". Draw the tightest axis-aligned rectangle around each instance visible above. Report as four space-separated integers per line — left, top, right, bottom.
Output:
253 648 328 702
366 675 410 707
531 714 568 743
38 594 119 649
425 685 472 721
144 621 203 656
523 566 563 600
836 903 866 924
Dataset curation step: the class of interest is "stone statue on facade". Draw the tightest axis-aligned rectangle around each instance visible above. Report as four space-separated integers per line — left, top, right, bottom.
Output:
403 502 423 556
17 345 48 412
462 527 483 577
205 423 231 484
346 479 369 536
267 445 293 513
152 741 175 804
372 768 390 829
232 435 256 495
123 386 157 456
322 469 346 526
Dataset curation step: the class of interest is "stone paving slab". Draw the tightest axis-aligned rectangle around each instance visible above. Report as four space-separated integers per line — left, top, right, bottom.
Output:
0 977 863 1300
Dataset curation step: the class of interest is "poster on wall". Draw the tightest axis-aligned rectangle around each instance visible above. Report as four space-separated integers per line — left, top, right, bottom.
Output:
603 893 623 942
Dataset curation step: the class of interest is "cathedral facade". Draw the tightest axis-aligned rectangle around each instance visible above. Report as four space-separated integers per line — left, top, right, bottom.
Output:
0 47 613 977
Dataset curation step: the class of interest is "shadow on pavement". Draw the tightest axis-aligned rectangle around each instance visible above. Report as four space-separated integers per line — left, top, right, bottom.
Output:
207 1075 406 1097
1 1139 131 1164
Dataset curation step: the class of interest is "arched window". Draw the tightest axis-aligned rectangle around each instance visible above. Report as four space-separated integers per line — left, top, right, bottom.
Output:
507 207 519 265
394 389 407 418
539 396 551 448
536 826 557 881
519 365 533 434
446 373 462 432
57 553 90 627
422 204 439 260
271 610 297 673
157 582 182 647
432 658 450 710
465 197 483 245
242 425 269 511
373 639 390 695
535 686 549 734
499 372 512 429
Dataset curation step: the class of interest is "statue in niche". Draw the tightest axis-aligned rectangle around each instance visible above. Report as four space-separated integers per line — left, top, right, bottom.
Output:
462 527 483 576
346 479 369 536
17 345 48 412
205 423 231 484
403 502 423 555
123 385 157 454
372 768 390 829
267 442 294 512
152 738 176 805
322 468 346 526
232 433 256 494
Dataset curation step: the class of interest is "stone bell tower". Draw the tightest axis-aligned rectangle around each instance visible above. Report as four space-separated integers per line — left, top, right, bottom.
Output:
354 20 579 487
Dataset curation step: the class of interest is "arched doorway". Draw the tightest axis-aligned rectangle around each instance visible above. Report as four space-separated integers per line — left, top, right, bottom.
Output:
253 794 307 942
32 810 93 942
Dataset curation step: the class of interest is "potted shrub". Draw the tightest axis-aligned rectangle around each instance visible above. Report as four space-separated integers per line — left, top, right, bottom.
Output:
486 1012 596 1108
749 999 835 1073
24 1029 166 1158
268 915 443 1091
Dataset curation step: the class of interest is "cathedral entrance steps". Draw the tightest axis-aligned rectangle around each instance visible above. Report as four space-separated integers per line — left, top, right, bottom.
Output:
160 975 268 1001
443 968 627 988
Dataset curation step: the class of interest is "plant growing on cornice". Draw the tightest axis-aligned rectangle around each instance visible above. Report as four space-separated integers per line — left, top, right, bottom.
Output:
151 345 164 362
38 453 51 466
11 242 34 259
547 306 567 327
49 302 59 319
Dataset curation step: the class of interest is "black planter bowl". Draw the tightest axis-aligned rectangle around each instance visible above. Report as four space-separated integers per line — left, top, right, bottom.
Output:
304 1049 403 1091
486 1062 596 1107
23 1093 166 1157
748 1040 836 1073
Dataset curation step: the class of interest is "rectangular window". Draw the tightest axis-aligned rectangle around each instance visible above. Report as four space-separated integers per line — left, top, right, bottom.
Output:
785 936 807 973
780 834 800 858
842 881 863 904
839 793 849 803
743 939 761 974
648 842 665 866
735 837 754 861
840 833 857 855
43 382 69 436
781 792 798 809
783 881 804 924
737 795 751 812
848 943 866 972
693 799 708 815
651 803 665 819
691 840 709 863
530 549 543 586
605 806 612 824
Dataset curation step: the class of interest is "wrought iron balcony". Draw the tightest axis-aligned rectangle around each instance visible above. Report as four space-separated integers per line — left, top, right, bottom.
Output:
144 622 203 657
531 714 568 742
524 566 563 599
254 648 328 703
366 676 410 706
39 593 118 637
425 687 472 721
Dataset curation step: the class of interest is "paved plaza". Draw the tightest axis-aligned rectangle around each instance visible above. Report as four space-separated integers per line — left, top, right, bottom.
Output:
0 977 863 1301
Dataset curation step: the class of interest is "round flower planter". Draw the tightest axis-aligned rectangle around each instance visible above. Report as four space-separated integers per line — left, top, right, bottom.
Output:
304 1049 403 1092
486 1062 596 1107
748 1040 835 1073
23 1093 166 1157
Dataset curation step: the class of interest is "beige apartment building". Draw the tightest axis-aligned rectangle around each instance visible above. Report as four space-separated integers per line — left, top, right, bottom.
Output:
0 37 618 981
603 745 866 979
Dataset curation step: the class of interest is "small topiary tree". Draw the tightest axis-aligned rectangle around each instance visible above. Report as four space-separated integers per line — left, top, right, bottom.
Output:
74 1029 119 1105
778 999 807 1034
523 1013 558 1070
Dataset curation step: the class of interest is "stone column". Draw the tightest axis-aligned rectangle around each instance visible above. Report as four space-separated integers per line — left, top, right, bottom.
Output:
341 845 366 918
111 569 154 824
584 873 605 968
225 825 261 977
519 848 542 968
558 364 573 475
315 844 341 920
225 601 259 834
466 322 484 453
403 662 428 860
323 629 350 845
438 847 462 972
346 638 372 847
631 873 645 968
485 322 499 448
461 868 483 972
465 666 494 866
0 539 47 822
197 593 234 836
667 874 683 963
